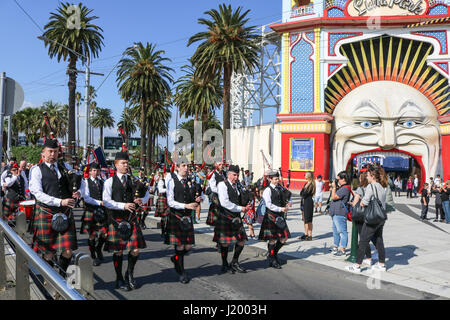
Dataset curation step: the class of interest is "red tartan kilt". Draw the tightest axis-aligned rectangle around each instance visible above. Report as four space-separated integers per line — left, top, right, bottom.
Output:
80 209 108 236
2 198 18 225
213 211 248 245
32 204 78 255
258 212 291 241
155 194 168 217
206 203 218 226
163 209 195 246
105 211 146 252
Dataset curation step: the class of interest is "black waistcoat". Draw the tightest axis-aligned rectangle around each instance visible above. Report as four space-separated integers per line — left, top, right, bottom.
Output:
171 175 195 216
111 175 134 204
6 173 25 202
215 171 225 183
39 162 71 209
220 180 242 217
266 185 284 215
85 178 103 210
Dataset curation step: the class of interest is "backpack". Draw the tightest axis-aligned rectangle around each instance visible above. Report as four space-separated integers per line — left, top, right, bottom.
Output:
341 185 354 221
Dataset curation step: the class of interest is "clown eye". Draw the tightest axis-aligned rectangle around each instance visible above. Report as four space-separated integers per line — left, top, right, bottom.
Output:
399 120 417 128
359 121 375 128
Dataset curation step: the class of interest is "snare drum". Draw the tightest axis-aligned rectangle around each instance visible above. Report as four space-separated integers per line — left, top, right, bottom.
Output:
19 200 35 220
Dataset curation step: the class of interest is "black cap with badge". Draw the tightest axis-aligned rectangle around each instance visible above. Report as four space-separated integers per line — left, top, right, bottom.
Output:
43 138 59 149
228 165 240 174
115 152 129 161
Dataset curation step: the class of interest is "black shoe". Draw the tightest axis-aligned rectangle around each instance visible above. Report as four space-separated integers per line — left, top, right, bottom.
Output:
269 258 282 269
220 263 230 274
171 255 182 275
93 258 101 267
115 279 129 291
306 236 312 241
124 271 136 290
299 234 307 240
433 219 439 222
179 272 190 284
230 262 247 273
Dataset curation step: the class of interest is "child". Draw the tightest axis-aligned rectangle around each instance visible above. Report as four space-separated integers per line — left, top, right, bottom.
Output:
420 183 429 221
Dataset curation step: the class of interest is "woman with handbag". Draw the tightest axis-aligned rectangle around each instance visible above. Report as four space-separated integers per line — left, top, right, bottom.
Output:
350 171 373 266
346 165 387 273
299 172 315 241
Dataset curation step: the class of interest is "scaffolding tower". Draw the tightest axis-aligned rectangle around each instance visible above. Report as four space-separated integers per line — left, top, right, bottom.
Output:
230 25 282 129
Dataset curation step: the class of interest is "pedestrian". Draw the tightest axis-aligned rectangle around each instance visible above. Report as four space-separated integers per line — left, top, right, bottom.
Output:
431 184 444 222
350 170 373 266
329 171 352 256
314 174 324 213
394 176 402 197
406 176 414 198
258 170 291 269
300 172 315 240
434 175 442 188
214 165 251 274
420 183 429 221
346 165 387 273
413 174 419 198
441 181 450 223
165 161 202 284
103 152 150 291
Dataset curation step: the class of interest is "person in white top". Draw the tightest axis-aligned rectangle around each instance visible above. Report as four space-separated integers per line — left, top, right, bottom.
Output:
102 152 150 291
434 175 442 188
413 174 419 197
79 163 107 266
29 139 81 276
314 175 324 213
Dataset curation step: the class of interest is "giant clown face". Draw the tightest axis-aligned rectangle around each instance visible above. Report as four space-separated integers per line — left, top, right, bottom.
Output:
332 81 440 180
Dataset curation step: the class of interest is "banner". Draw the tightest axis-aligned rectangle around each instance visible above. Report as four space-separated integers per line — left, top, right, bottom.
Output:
289 138 314 171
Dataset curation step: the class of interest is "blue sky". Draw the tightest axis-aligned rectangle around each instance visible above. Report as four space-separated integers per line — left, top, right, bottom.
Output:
0 0 282 148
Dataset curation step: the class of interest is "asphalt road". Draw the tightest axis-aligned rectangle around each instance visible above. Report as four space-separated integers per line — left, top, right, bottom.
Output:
70 209 427 300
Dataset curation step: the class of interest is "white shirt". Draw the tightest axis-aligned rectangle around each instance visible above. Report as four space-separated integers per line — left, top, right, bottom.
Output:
262 183 283 213
217 179 242 213
103 173 150 211
209 170 225 194
167 173 188 210
414 177 419 187
434 178 441 188
315 180 324 196
158 178 167 194
80 177 102 207
29 161 74 207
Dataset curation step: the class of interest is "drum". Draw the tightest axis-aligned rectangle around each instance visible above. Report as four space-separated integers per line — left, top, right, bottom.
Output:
19 200 35 220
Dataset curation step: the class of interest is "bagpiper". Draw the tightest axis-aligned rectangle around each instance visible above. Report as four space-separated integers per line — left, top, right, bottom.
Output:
80 163 107 266
165 160 202 284
155 169 169 237
136 167 151 229
206 161 226 226
2 163 27 225
103 152 149 291
258 170 292 269
29 139 81 275
214 165 251 274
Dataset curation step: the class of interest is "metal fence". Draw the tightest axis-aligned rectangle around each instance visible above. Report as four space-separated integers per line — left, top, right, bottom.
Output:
0 211 91 300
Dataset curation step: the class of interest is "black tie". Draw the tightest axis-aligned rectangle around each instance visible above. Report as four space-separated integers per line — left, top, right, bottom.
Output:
50 164 58 177
95 179 100 190
121 175 126 187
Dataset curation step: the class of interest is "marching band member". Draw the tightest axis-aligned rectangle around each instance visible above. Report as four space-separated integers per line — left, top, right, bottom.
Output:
2 163 26 225
155 169 169 237
29 139 81 275
206 161 226 226
103 152 149 291
80 163 107 266
165 160 202 284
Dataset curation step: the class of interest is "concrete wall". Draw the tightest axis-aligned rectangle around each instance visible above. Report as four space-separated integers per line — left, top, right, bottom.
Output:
229 124 281 182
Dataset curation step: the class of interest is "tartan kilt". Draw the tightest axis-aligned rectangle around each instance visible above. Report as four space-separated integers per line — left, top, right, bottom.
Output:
28 203 40 234
206 193 220 226
213 210 248 246
155 194 168 217
163 208 195 246
105 210 146 252
2 198 19 225
32 204 78 255
258 211 291 241
80 209 108 236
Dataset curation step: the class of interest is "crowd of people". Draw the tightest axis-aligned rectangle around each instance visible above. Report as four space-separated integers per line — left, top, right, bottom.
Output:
2 142 449 289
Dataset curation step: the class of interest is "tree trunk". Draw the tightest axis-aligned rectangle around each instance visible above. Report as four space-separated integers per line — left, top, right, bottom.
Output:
222 63 232 152
146 125 152 175
67 55 77 156
100 127 103 149
201 110 209 158
140 102 147 171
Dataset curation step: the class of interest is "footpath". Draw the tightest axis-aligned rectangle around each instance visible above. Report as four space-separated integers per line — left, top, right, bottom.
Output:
147 191 450 299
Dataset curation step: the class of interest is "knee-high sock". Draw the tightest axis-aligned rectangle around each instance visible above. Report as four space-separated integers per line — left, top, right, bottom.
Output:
127 252 138 275
268 243 276 259
174 249 185 275
58 254 71 274
113 253 124 281
274 240 284 256
232 244 244 263
88 239 96 259
220 246 229 266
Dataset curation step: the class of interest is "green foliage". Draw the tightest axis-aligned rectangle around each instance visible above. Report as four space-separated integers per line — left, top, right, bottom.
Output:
11 146 43 164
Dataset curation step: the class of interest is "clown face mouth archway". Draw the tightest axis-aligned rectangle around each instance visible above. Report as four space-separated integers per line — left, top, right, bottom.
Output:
326 35 449 183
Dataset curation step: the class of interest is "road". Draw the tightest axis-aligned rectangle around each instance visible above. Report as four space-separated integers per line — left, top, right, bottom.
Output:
70 209 425 300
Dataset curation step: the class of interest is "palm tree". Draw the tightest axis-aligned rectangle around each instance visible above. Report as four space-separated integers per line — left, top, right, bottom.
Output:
75 91 82 144
174 63 222 152
116 42 173 170
118 106 137 147
146 104 171 164
188 4 260 147
41 2 104 154
39 100 68 139
90 107 114 149
14 107 41 145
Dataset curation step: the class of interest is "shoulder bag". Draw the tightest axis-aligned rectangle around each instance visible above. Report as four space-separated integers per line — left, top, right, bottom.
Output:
364 184 387 225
